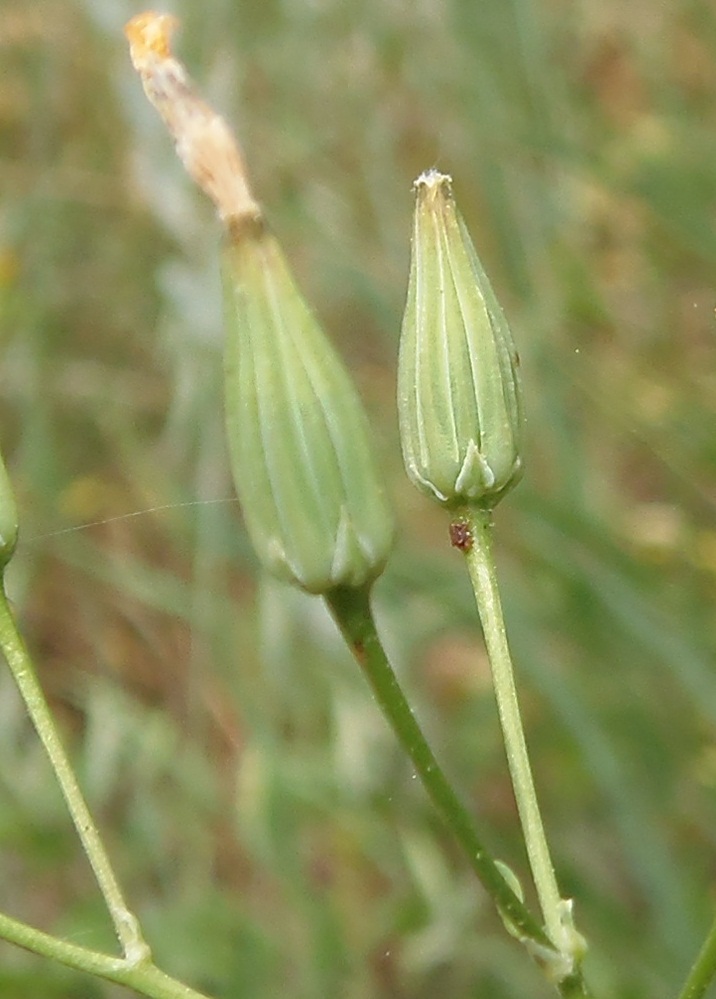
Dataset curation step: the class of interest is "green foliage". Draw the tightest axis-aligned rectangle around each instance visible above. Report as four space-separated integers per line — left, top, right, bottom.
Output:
1 0 716 995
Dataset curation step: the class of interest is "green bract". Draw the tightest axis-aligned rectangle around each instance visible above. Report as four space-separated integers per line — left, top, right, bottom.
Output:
398 170 524 509
223 215 394 594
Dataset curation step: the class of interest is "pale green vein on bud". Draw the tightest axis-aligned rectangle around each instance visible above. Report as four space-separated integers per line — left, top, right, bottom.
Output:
398 170 524 510
223 218 394 594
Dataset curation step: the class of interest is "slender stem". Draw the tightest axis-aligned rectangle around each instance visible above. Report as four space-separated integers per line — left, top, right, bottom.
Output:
0 909 211 999
326 584 594 997
461 507 564 949
0 582 149 963
325 585 553 952
676 912 716 999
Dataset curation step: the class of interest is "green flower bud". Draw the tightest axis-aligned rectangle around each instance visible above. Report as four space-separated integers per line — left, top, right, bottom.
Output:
0 448 18 569
398 170 524 509
223 215 394 594
125 14 392 592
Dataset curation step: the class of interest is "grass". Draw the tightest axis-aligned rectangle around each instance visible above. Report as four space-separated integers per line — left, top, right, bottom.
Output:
1 0 716 995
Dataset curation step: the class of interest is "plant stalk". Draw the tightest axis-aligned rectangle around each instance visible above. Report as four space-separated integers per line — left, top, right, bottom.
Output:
461 507 564 948
326 583 594 996
0 581 149 963
676 912 716 999
325 585 553 951
0 909 211 999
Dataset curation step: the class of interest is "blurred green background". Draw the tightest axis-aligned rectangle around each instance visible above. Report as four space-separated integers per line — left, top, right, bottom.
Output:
2 0 716 996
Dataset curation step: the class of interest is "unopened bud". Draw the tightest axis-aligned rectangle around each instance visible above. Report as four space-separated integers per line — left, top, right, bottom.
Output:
398 170 524 509
223 218 394 594
125 12 393 594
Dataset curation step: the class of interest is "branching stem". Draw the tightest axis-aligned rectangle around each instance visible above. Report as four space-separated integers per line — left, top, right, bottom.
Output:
0 909 211 999
0 582 149 963
327 587 551 948
326 583 593 997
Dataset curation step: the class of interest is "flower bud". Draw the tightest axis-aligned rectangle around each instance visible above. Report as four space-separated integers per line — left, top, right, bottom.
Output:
223 216 394 594
398 170 524 509
125 12 393 592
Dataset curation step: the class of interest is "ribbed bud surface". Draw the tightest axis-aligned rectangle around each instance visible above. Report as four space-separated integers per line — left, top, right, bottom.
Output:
398 170 524 509
223 217 394 594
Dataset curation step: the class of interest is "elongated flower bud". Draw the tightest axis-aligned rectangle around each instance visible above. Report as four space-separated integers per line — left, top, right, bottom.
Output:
398 170 524 509
125 12 394 594
224 218 394 593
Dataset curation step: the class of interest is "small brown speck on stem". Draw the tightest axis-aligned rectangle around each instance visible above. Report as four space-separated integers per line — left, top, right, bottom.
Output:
449 518 473 552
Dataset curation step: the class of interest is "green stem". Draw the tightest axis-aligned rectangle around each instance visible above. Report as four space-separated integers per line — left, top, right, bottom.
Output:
0 909 211 999
676 912 716 999
0 581 149 963
325 585 553 954
326 584 594 997
461 507 564 949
